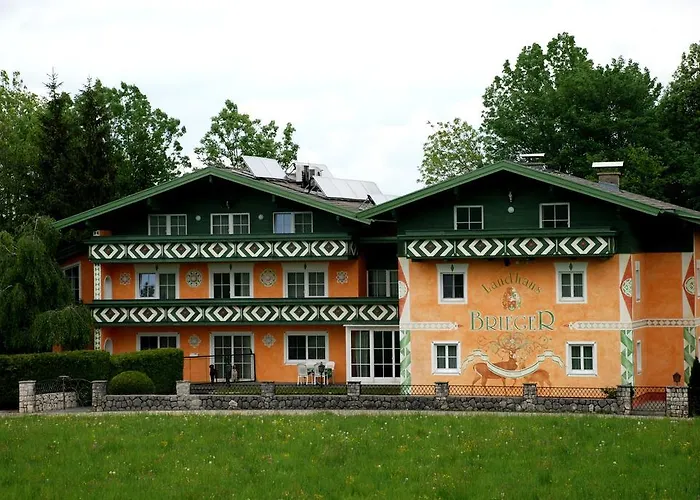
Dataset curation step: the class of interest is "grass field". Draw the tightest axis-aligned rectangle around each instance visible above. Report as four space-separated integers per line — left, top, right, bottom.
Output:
0 413 698 499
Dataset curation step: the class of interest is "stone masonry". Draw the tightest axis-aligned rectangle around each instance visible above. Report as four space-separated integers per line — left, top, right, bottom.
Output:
666 386 689 418
19 381 35 414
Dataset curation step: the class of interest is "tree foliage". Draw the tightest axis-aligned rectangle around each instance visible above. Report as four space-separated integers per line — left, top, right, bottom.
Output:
417 119 484 185
195 100 299 170
0 217 92 353
480 33 667 198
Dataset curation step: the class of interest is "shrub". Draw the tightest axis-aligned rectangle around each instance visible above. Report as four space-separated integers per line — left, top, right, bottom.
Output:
689 357 700 417
110 349 183 394
108 371 155 395
0 350 111 410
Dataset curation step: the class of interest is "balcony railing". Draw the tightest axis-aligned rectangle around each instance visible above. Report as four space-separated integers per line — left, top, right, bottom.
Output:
88 234 357 262
401 228 616 259
90 297 398 325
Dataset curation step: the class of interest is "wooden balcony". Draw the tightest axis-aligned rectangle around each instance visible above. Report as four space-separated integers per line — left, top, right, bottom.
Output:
90 297 398 326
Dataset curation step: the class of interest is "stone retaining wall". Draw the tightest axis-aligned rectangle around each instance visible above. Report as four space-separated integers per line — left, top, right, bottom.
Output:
87 381 687 417
35 392 79 412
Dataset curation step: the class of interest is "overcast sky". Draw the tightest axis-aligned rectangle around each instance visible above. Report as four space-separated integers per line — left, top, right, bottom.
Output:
1 0 698 196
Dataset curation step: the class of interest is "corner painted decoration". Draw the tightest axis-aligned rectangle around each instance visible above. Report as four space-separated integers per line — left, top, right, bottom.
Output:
262 333 276 348
336 271 349 284
260 268 277 287
186 269 203 288
188 335 201 348
119 272 131 285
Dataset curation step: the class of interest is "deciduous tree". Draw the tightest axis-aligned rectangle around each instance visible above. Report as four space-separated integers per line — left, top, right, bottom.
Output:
417 118 484 185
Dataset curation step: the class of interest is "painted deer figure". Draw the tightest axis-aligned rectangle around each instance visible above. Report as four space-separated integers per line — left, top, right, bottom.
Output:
522 369 552 387
471 350 518 386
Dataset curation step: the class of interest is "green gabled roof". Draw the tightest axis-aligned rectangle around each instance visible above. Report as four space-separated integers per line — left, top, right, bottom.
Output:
55 167 370 229
358 160 700 220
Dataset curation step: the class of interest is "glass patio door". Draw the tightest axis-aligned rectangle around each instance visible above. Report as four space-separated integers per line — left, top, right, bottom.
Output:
349 329 400 383
213 334 254 381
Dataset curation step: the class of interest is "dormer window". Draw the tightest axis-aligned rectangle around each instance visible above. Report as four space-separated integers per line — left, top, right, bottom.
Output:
148 214 187 235
454 206 484 230
540 203 570 228
211 213 250 235
273 212 313 234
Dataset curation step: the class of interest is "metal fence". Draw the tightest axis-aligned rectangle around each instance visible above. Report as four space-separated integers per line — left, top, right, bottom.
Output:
450 385 524 397
35 376 92 408
184 353 256 383
631 386 667 415
537 386 617 399
190 383 262 395
360 385 435 396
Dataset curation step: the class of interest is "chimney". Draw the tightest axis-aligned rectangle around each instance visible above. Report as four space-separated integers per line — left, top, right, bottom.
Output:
518 153 546 170
301 165 310 188
592 161 623 191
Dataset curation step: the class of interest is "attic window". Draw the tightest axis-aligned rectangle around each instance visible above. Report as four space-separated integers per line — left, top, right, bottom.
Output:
273 212 313 234
539 203 570 229
148 214 187 236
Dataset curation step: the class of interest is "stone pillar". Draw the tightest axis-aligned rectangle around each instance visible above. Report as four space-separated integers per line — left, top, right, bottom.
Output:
616 385 632 415
435 382 449 398
92 380 107 412
347 381 361 397
176 380 191 396
19 380 36 414
666 386 689 418
260 382 275 397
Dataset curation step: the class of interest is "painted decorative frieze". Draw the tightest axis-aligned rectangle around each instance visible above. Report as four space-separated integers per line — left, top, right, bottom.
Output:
405 235 615 259
89 239 356 262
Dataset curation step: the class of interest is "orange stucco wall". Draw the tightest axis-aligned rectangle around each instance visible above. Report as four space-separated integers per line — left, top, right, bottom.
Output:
101 324 347 384
407 257 622 387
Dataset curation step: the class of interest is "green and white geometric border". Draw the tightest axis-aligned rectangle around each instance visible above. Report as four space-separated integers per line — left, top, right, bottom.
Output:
684 327 696 384
399 330 411 394
620 329 634 385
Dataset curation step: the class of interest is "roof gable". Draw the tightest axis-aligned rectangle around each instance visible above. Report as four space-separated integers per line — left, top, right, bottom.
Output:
358 161 700 220
55 167 370 229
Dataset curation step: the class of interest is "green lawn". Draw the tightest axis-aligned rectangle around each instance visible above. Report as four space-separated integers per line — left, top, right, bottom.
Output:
0 414 698 499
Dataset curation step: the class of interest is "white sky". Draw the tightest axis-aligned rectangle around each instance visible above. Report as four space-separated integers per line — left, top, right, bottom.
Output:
1 0 698 196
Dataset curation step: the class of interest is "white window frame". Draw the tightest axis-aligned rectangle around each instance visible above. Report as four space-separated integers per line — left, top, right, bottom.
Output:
539 203 570 228
136 332 180 351
366 269 399 298
636 340 642 374
210 213 251 235
453 205 484 230
432 341 461 375
283 263 328 298
148 214 188 236
134 264 179 300
62 262 81 302
634 260 641 302
555 262 587 304
284 332 329 365
437 263 468 304
566 341 597 376
345 326 401 384
273 211 314 234
208 264 254 298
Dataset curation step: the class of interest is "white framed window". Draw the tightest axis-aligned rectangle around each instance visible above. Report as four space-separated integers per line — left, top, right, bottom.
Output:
209 264 253 298
135 265 179 299
283 263 328 298
432 342 461 375
62 263 81 303
148 214 187 236
539 203 570 228
367 269 399 298
210 213 250 235
273 211 313 234
346 327 401 383
137 333 179 351
284 332 328 364
566 341 597 376
454 205 484 230
211 333 255 381
437 263 468 304
636 340 642 374
555 262 587 303
634 260 641 302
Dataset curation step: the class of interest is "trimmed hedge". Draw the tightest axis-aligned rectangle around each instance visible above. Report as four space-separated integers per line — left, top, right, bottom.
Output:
108 371 155 395
110 349 183 395
0 350 111 410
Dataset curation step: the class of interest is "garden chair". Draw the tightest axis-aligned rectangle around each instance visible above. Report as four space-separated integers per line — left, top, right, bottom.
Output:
297 363 309 385
325 361 335 384
314 362 327 385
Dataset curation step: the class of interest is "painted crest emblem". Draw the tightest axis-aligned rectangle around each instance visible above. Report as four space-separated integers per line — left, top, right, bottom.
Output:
684 276 695 296
501 286 522 311
185 269 203 288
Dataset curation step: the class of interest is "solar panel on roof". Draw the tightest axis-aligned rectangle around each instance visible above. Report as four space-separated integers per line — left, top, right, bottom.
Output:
313 176 383 200
368 193 398 205
241 156 286 179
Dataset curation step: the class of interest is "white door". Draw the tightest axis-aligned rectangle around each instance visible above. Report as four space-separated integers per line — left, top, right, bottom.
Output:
212 334 254 381
347 329 400 384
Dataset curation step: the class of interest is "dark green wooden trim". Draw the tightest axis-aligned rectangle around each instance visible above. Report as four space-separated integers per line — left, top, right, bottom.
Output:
357 236 400 244
91 297 397 308
93 321 399 327
400 228 617 239
358 161 665 219
89 233 353 243
55 167 369 229
89 257 354 264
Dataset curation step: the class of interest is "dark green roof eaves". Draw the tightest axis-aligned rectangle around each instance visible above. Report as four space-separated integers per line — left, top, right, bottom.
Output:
358 161 666 219
55 167 369 229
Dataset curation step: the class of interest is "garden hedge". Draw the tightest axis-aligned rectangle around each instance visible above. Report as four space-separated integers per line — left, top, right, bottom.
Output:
108 371 156 395
109 348 183 395
0 350 111 409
